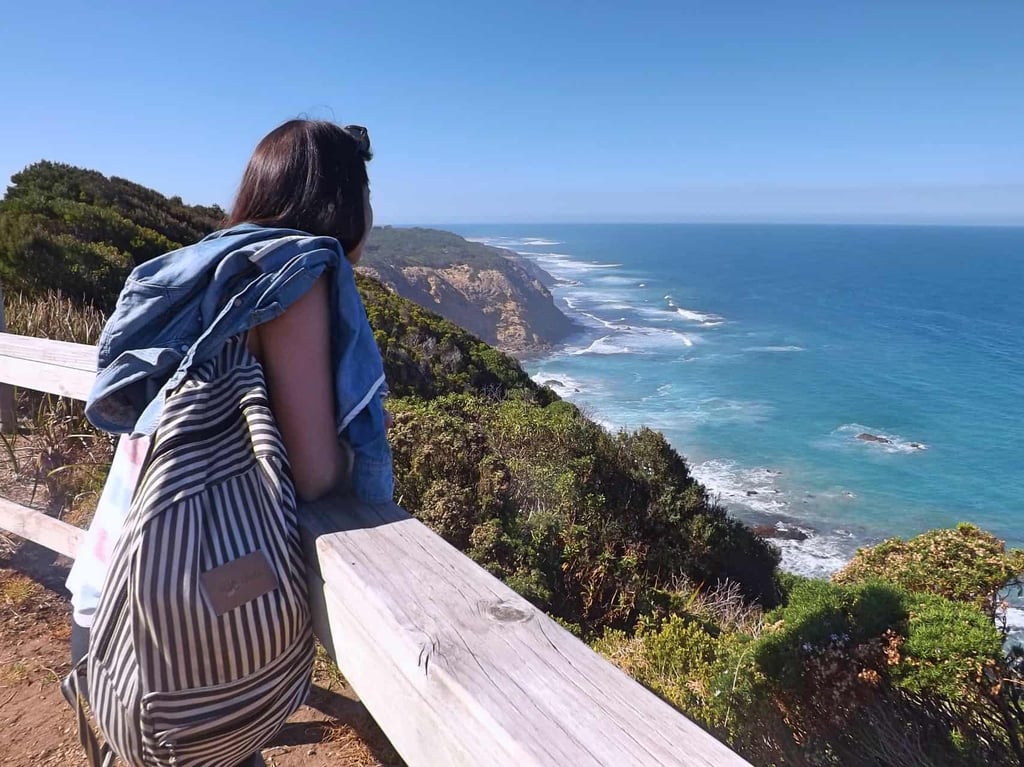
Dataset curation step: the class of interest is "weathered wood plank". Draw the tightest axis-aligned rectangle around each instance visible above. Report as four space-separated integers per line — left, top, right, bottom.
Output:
0 332 96 401
0 496 83 558
299 498 752 767
0 332 751 766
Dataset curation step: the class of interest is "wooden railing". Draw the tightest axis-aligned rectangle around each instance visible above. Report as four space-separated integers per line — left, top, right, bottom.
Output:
0 330 752 767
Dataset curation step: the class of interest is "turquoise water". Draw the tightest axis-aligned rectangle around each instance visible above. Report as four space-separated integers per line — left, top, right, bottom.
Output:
449 224 1024 587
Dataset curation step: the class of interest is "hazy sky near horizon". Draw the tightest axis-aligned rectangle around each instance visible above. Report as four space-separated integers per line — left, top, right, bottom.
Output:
1 1 1022 224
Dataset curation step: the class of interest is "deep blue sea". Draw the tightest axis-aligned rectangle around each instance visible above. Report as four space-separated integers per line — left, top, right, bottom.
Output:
448 224 1024 600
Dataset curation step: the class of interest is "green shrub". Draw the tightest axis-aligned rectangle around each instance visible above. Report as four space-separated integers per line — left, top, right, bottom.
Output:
0 161 222 309
892 592 1004 699
753 577 907 689
835 523 1024 617
389 393 780 635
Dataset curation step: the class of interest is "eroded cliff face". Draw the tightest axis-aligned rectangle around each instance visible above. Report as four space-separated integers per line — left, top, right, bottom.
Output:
359 260 576 355
357 228 577 356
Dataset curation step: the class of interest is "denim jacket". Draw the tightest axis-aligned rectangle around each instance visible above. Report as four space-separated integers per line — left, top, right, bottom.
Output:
86 224 394 503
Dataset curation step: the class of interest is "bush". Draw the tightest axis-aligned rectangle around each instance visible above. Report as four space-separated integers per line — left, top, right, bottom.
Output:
753 577 907 691
892 592 1004 700
0 161 222 310
389 393 781 635
594 615 758 735
835 523 1024 617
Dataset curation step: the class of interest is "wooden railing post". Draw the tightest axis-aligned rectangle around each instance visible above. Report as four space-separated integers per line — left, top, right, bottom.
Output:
0 285 17 433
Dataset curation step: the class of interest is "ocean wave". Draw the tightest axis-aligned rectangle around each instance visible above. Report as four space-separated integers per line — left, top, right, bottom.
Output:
835 424 929 454
772 535 855 579
515 250 578 258
466 236 562 247
691 458 859 577
593 275 642 286
697 398 774 424
568 336 631 355
530 371 586 399
1004 606 1024 649
549 258 624 271
743 345 806 352
565 325 701 356
579 311 624 330
691 459 789 514
675 307 725 324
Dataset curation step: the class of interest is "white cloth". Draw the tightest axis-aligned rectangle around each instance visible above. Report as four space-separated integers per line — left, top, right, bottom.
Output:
65 434 149 627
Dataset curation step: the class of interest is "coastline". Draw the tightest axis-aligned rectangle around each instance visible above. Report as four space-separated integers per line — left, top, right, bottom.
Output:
473 227 1024 647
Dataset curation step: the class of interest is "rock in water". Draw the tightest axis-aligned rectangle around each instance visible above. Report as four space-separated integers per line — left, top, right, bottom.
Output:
752 524 808 541
857 432 892 444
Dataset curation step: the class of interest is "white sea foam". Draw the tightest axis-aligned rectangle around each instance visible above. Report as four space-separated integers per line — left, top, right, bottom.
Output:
692 459 789 515
835 424 929 454
691 458 857 577
676 307 724 324
565 325 701 356
773 536 853 579
466 236 562 247
579 311 625 330
743 345 806 353
568 336 631 355
529 371 587 399
552 258 624 271
1004 606 1024 648
594 275 641 287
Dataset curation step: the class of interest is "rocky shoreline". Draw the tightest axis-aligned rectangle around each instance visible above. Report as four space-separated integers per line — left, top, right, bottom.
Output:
358 227 581 357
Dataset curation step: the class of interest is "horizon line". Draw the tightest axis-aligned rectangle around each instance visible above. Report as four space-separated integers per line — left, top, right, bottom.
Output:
382 220 1024 229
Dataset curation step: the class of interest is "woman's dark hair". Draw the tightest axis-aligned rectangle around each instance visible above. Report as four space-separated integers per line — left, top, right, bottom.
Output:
225 119 372 253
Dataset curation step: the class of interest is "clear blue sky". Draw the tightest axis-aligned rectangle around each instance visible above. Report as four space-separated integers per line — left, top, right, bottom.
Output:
2 1 1022 224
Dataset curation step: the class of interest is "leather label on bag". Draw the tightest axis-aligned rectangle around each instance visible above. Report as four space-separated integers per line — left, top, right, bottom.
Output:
200 550 279 616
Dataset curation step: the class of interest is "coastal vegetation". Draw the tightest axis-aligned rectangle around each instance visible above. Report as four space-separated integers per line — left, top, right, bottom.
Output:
1 162 1022 765
358 226 578 354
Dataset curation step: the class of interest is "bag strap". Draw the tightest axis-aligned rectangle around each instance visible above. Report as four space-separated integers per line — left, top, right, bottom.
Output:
61 658 115 767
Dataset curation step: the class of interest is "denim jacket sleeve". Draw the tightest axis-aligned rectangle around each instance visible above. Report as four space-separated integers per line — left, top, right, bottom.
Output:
342 393 394 503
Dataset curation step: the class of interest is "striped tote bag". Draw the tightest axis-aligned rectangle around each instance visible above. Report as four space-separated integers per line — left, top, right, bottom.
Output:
66 334 314 766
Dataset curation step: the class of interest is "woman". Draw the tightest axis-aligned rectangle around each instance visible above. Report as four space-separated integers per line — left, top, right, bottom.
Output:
66 119 391 767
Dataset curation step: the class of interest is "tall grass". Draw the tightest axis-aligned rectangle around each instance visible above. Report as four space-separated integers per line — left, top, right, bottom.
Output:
1 291 111 525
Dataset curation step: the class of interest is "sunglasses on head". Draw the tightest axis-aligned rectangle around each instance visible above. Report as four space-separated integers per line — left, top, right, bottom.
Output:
342 125 372 160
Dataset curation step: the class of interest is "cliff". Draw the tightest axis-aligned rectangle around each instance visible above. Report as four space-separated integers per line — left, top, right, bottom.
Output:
358 227 578 356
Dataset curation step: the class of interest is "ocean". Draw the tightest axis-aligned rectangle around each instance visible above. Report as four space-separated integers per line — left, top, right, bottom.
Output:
449 224 1024 611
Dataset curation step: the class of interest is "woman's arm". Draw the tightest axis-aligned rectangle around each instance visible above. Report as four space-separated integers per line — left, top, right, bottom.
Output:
252 275 348 501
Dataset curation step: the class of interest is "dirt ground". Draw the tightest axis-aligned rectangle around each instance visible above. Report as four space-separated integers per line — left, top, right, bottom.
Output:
0 540 404 767
0 430 404 767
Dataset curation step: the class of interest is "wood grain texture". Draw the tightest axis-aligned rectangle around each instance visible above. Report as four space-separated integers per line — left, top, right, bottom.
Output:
0 333 750 766
300 498 752 767
0 496 83 558
0 332 96 400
